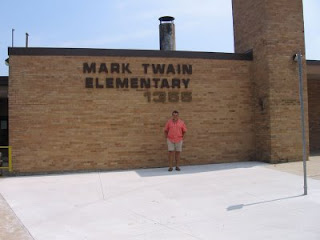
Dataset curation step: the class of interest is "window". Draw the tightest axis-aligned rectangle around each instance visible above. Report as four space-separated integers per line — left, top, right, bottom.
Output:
0 120 7 130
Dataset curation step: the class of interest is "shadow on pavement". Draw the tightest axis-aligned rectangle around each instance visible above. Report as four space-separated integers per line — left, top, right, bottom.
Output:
227 194 304 211
135 161 268 177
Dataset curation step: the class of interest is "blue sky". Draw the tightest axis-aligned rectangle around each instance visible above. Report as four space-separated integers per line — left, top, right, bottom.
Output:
1 0 319 76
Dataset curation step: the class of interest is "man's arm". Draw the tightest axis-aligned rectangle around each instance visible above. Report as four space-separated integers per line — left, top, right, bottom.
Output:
182 122 187 139
164 120 169 139
164 130 168 139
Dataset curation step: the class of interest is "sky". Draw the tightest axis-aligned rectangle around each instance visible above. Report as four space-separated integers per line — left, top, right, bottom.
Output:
1 0 319 76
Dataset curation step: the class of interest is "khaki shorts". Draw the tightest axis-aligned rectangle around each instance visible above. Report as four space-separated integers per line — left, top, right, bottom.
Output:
167 139 183 152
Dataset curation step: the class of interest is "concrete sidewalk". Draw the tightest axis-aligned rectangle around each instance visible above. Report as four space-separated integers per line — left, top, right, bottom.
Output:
0 158 320 240
266 153 320 180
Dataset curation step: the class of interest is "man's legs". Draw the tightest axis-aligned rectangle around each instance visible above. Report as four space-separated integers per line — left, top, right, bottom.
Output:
167 140 182 171
175 151 181 170
168 151 175 171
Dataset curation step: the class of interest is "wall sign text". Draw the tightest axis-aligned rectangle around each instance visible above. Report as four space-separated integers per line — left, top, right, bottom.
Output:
83 62 193 102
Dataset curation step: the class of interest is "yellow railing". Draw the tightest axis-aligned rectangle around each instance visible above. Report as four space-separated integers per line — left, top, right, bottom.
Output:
0 146 12 172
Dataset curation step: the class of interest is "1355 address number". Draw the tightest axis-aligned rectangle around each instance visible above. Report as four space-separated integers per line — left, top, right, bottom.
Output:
144 92 192 103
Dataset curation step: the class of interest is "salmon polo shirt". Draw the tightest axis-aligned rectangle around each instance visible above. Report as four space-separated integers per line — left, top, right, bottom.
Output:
164 119 187 143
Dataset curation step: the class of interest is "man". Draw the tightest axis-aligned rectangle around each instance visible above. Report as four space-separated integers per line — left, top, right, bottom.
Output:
164 110 187 171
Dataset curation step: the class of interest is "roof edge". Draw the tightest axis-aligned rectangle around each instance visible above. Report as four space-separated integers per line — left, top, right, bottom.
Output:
8 47 253 61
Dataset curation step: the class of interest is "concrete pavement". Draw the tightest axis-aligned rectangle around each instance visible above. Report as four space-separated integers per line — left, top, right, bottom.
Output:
0 156 320 240
0 194 33 240
266 153 320 180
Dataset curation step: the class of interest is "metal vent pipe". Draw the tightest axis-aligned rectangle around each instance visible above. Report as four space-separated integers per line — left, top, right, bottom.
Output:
159 16 176 51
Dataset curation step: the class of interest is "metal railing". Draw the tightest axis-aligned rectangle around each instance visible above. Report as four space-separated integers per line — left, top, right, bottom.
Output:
0 146 12 172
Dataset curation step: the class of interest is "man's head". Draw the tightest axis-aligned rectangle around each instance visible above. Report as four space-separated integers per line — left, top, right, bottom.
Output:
172 110 179 121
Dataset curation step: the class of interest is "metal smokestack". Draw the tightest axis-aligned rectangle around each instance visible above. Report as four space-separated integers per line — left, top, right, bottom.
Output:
159 16 176 51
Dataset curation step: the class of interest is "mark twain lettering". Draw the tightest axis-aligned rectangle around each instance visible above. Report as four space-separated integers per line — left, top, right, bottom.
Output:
83 63 192 75
83 62 193 102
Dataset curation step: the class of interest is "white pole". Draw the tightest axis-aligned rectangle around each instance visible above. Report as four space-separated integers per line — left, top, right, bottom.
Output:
297 52 308 195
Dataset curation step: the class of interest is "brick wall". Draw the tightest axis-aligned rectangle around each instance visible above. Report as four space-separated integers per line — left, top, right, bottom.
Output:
9 53 255 173
232 0 309 163
308 80 320 151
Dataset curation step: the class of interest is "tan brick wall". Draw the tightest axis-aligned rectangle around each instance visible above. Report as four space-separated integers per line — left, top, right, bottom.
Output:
308 80 320 151
9 55 254 173
232 0 309 163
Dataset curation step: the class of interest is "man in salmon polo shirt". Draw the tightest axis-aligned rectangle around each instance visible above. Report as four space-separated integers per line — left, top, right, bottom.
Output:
164 110 187 171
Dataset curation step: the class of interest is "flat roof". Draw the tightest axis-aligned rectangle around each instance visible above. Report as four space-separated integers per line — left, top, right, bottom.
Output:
7 48 320 80
8 47 253 61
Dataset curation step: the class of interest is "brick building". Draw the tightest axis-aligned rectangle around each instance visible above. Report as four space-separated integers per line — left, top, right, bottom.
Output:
1 0 320 174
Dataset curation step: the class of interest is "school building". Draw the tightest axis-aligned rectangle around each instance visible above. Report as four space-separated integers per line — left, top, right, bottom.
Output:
1 0 319 174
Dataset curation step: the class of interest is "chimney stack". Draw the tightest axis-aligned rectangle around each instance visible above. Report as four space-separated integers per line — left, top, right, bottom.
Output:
159 16 175 51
